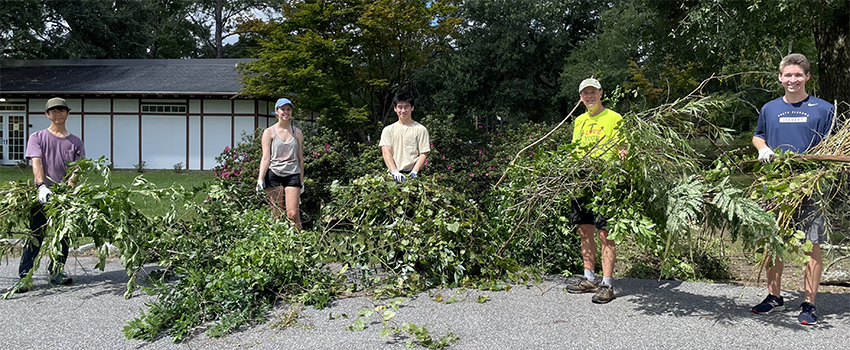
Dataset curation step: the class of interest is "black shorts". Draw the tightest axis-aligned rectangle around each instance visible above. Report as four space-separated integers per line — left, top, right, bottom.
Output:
264 171 302 189
571 197 608 230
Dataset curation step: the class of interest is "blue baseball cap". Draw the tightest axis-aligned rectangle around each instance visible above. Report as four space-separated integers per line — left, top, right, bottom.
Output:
275 98 293 109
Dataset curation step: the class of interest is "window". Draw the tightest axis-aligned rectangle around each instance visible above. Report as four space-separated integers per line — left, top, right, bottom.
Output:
0 105 25 111
142 104 186 113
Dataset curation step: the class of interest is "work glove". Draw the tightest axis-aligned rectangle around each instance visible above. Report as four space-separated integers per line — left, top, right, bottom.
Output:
391 170 407 183
256 178 265 193
37 184 52 204
410 171 418 178
757 148 776 163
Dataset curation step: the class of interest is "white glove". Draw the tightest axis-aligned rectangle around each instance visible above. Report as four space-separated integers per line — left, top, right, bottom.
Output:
300 185 305 194
256 178 265 193
757 148 776 163
410 171 418 178
37 184 52 203
391 170 407 183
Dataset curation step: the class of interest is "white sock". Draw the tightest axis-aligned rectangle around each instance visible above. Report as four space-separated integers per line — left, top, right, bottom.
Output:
602 276 613 287
584 269 596 282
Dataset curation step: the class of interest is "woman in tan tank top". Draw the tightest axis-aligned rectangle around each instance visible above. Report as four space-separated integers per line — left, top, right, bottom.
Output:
256 98 305 230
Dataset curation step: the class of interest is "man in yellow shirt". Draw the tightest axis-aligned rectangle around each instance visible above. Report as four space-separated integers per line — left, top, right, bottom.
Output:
379 93 430 182
565 78 623 304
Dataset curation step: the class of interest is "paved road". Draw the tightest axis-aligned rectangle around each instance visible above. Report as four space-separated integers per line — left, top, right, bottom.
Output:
1 256 848 350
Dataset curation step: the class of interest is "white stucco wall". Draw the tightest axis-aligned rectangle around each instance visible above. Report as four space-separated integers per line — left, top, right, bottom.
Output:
18 97 264 170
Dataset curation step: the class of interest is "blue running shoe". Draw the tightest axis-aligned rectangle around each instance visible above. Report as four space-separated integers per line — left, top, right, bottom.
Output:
48 272 73 287
798 302 818 325
752 294 784 314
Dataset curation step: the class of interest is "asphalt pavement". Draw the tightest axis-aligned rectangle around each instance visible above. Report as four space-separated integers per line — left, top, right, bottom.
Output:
1 256 848 350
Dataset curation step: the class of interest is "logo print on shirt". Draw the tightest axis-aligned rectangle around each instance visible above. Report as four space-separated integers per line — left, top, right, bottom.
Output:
808 103 818 107
779 117 808 123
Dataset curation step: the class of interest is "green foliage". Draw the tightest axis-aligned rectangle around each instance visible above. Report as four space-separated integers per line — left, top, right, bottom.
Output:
416 0 608 124
1 157 190 299
348 298 458 349
211 128 266 211
490 91 777 279
124 201 339 341
320 173 519 295
240 0 460 137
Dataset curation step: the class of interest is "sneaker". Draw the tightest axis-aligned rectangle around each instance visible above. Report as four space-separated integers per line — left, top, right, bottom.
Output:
798 302 818 325
10 278 29 293
591 283 616 304
565 278 598 294
48 273 73 287
752 294 784 314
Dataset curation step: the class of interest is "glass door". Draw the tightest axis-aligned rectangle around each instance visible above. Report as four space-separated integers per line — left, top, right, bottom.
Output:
1 114 26 166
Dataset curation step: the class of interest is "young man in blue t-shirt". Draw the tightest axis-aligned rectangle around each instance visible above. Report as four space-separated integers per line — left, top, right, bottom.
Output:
750 53 834 325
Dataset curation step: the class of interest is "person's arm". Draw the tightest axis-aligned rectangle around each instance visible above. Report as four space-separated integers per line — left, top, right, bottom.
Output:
257 128 272 189
32 158 46 184
411 152 428 174
381 145 399 172
296 128 305 184
752 136 769 150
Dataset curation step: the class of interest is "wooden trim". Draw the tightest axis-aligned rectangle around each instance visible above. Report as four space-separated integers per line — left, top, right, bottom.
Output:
254 99 259 130
138 100 142 167
231 99 235 148
109 99 114 164
185 97 190 170
80 98 85 141
200 100 204 171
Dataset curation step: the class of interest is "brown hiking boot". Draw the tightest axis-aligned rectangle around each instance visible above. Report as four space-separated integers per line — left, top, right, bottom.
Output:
565 278 598 294
591 283 616 304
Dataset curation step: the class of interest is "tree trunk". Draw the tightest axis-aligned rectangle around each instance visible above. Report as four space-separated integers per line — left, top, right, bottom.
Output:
215 0 223 58
812 0 850 117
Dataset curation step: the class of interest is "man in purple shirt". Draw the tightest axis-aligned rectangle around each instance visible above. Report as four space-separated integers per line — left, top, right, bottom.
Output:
11 97 85 293
750 54 834 325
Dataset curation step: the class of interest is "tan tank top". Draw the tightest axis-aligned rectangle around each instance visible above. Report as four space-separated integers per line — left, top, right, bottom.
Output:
269 126 301 176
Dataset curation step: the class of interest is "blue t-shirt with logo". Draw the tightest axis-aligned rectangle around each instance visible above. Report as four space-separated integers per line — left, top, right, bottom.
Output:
754 95 834 154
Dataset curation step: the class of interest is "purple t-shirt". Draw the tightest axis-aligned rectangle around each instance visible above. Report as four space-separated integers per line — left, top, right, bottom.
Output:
25 129 86 186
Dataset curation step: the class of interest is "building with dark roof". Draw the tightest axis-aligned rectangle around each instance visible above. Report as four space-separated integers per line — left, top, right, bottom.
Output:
0 59 277 169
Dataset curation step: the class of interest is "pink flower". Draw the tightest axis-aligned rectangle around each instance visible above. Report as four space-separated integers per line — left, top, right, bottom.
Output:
478 150 482 155
442 155 446 160
447 165 452 170
479 125 483 129
498 133 502 137
424 160 428 166
224 146 230 151
470 173 475 177
529 135 532 139
485 173 489 177
430 142 433 147
474 161 479 165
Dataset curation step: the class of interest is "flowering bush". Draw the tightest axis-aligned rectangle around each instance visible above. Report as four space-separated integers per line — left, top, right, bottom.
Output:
212 128 266 210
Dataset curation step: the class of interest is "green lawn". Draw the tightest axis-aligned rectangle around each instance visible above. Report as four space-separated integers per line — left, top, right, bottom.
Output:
1 166 216 217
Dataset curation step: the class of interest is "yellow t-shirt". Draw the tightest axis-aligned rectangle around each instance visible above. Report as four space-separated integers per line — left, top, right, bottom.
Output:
571 108 623 160
379 121 431 171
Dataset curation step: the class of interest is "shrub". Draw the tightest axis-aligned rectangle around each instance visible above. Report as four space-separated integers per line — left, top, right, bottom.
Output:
319 173 520 295
172 162 186 173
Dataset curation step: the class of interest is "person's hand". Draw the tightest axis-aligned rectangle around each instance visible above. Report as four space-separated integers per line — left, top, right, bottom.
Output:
391 170 407 183
410 171 418 178
37 184 52 203
757 148 776 163
256 178 265 193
